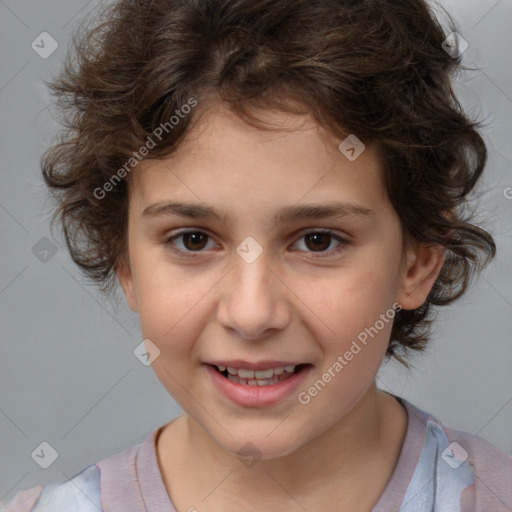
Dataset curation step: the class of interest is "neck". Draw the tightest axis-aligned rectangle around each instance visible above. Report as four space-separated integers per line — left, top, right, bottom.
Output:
157 384 407 510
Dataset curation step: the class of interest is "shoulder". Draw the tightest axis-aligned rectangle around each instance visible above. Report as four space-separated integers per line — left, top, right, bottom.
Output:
0 435 148 512
0 465 101 512
400 397 512 511
1 486 43 512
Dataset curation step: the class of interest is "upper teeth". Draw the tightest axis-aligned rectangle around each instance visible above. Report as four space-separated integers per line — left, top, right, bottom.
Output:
217 365 296 379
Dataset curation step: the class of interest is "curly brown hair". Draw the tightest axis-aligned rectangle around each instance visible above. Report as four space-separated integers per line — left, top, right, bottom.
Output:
41 0 496 367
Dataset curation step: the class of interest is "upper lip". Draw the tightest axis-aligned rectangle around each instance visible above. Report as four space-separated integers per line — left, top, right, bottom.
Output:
206 360 309 371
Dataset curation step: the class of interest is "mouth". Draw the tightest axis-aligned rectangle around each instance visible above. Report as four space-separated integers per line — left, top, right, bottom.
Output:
209 363 311 386
204 362 313 407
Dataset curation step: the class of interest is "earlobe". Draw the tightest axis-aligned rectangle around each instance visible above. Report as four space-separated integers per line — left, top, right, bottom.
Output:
396 243 446 310
117 261 139 312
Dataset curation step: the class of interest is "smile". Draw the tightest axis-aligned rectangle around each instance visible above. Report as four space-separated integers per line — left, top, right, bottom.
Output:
204 362 312 407
214 364 308 386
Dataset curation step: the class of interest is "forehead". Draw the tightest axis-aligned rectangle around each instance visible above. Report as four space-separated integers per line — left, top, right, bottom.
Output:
128 104 387 213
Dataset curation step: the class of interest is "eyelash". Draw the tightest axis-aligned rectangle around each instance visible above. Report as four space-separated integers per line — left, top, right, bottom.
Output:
163 229 349 259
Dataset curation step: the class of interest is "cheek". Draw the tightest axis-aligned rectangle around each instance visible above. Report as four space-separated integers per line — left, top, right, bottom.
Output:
298 263 395 340
134 264 221 359
130 244 191 325
138 287 198 342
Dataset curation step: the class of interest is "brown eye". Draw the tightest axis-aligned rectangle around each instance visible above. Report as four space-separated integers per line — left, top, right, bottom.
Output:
181 232 209 251
292 230 349 258
164 230 217 257
304 232 332 252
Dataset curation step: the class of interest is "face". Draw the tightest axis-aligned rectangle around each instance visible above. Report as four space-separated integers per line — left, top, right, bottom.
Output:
118 103 443 459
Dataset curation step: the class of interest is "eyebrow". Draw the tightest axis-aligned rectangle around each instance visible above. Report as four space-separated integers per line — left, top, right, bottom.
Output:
142 200 374 225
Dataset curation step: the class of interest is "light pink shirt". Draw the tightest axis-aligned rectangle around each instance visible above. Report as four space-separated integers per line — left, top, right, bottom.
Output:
2 395 511 511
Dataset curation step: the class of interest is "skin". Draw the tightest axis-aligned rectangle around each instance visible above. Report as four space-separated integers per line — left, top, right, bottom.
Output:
117 103 445 511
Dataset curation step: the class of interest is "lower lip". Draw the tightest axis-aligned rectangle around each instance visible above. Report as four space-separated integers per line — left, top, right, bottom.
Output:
204 364 312 408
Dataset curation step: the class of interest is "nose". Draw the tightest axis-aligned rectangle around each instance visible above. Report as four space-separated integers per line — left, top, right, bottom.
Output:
216 252 291 340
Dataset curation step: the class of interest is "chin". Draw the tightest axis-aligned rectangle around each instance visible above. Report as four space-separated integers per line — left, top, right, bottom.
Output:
209 421 310 463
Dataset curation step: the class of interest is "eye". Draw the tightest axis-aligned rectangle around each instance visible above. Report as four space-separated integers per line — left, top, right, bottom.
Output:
164 229 349 259
291 230 349 258
164 230 218 257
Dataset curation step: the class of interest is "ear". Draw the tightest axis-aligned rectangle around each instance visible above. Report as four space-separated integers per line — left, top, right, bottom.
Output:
396 242 446 310
117 259 139 312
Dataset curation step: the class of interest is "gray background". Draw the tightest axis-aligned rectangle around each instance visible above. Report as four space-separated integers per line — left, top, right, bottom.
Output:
1 0 511 503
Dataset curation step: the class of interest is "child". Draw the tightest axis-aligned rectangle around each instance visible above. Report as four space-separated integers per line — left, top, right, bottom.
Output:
2 0 511 510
